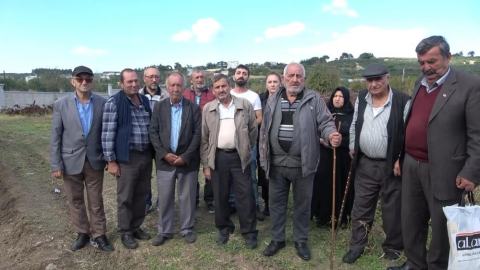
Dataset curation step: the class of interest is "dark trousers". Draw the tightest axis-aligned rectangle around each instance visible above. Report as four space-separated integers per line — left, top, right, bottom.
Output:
117 150 152 234
269 166 314 243
257 158 269 205
349 154 403 253
63 157 106 239
402 153 457 270
210 149 257 238
196 175 214 205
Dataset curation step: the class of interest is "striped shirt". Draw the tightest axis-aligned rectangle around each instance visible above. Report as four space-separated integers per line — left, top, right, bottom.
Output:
349 88 410 159
102 95 151 161
278 90 303 153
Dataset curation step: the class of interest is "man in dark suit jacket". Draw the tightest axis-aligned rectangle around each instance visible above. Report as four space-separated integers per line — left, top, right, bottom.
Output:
50 66 113 252
388 36 480 270
149 72 202 246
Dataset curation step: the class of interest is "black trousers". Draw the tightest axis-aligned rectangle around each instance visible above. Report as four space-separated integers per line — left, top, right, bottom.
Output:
117 150 152 234
210 149 257 238
349 154 403 253
402 153 457 270
196 175 214 205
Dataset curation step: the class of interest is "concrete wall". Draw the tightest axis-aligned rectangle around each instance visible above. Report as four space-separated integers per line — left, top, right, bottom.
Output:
0 83 116 109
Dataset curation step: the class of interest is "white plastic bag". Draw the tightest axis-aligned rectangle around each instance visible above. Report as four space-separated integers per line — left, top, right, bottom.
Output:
443 192 480 270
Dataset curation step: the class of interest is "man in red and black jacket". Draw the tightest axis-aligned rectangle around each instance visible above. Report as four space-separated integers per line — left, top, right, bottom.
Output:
183 68 216 213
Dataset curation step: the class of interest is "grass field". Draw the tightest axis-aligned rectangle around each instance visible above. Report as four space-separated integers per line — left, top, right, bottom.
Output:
0 114 415 270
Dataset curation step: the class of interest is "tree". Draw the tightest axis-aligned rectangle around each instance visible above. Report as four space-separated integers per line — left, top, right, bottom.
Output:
321 55 330 61
358 52 375 59
468 51 475 57
174 62 183 71
452 51 463 57
305 63 340 93
340 52 354 60
205 62 216 69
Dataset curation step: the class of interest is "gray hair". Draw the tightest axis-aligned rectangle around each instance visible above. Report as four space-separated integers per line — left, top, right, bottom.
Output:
143 66 159 76
211 73 229 84
283 63 306 77
190 67 205 77
165 72 186 87
415 35 450 58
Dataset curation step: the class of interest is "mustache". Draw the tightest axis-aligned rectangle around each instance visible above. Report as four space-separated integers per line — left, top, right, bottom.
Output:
424 69 436 75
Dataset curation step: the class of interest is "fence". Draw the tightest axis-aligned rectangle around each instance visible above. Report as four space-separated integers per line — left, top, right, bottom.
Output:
0 84 120 109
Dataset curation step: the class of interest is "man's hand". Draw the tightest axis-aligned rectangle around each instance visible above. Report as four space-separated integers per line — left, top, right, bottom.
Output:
319 138 329 148
393 159 401 177
329 132 342 148
456 176 475 192
349 150 354 159
203 167 211 181
173 156 185 166
52 170 63 179
107 161 121 177
164 153 178 165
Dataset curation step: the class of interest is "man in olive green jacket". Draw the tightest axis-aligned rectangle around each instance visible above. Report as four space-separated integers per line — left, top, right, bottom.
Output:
200 73 258 249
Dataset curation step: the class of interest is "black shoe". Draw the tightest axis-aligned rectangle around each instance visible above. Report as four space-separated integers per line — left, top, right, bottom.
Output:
132 229 151 240
93 235 114 252
121 234 138 249
217 230 230 245
262 205 270 216
206 203 215 214
263 241 286 256
384 250 401 261
256 206 265 221
245 237 258 249
184 232 196 244
295 242 311 261
151 235 169 246
71 233 90 251
342 250 363 264
386 262 416 270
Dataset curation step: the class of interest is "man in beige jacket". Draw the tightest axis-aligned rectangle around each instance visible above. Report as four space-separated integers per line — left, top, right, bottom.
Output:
200 73 258 249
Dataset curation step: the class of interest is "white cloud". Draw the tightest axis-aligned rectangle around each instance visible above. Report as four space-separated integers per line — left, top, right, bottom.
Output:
322 0 358 18
254 37 263 42
192 18 221 43
172 18 221 43
264 21 305 39
172 30 193 42
72 46 108 55
288 26 427 59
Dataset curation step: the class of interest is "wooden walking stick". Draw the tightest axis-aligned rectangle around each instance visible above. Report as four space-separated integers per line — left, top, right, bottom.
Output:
336 159 354 231
330 121 341 270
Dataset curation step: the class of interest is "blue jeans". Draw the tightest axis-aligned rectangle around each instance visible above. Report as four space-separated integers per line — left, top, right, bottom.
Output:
229 144 259 206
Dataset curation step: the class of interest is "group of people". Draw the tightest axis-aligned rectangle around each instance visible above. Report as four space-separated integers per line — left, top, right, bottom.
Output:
49 35 480 269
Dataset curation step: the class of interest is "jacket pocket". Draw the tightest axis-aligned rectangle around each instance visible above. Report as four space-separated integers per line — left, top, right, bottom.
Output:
61 148 73 154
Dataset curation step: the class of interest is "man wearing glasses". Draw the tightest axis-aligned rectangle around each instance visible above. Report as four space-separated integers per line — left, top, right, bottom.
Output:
139 66 169 214
50 66 113 252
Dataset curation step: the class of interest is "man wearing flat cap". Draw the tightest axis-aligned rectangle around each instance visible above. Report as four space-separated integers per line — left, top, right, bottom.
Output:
50 66 114 251
342 64 410 264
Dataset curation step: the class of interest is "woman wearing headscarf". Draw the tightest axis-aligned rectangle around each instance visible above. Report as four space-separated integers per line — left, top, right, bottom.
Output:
311 86 355 227
257 71 282 216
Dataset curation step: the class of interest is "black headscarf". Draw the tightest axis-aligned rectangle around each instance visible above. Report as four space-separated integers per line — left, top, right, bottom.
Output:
326 86 354 115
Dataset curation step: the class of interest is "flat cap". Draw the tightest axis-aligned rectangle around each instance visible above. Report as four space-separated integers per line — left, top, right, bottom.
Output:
72 66 93 77
362 64 388 78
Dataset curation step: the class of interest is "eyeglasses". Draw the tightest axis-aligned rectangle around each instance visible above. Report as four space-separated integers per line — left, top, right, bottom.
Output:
145 75 160 79
74 77 93 83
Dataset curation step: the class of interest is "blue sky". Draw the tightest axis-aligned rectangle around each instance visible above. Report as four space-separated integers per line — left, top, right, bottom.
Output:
1 0 479 73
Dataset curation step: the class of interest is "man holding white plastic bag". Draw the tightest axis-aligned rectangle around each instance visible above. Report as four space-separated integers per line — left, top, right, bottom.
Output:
388 36 480 270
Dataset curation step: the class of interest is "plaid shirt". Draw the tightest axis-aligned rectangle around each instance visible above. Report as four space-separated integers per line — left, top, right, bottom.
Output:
102 95 151 161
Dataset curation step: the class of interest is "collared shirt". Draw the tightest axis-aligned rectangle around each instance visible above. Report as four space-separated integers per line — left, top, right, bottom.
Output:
74 93 93 137
217 99 236 149
170 98 183 153
421 67 451 93
102 94 151 161
192 86 206 105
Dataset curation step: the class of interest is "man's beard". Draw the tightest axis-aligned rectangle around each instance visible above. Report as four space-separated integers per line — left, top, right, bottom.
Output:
148 83 158 90
285 84 304 95
235 79 247 87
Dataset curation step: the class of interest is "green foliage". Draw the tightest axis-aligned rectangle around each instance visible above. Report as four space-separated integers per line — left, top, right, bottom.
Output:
250 66 270 76
300 56 329 66
340 52 354 60
468 51 475 57
358 52 375 59
246 78 265 93
453 51 464 57
305 63 340 93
